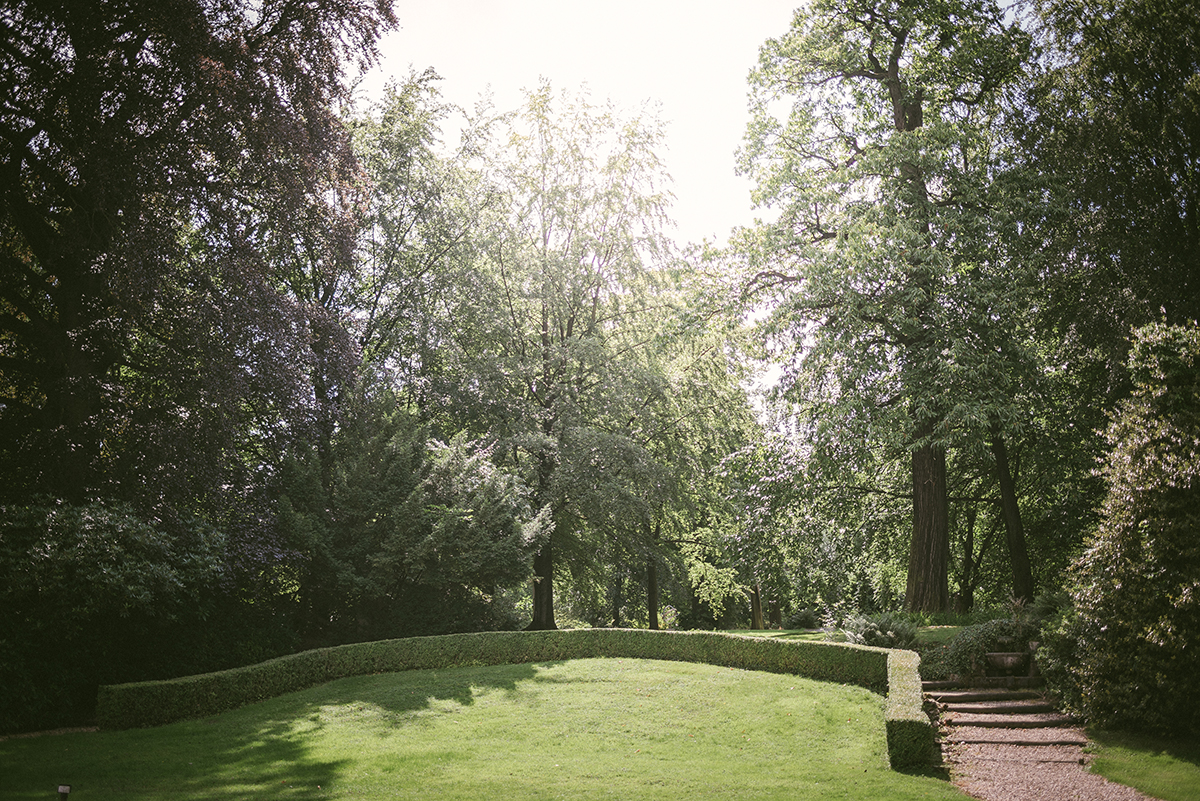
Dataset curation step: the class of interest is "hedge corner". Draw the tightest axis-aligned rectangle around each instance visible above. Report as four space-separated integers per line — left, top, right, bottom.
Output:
884 648 938 770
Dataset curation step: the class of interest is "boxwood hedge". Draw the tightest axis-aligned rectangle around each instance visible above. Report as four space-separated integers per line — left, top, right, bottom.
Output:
96 629 934 769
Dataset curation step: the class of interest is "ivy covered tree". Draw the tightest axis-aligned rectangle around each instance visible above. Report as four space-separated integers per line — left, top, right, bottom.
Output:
0 0 394 510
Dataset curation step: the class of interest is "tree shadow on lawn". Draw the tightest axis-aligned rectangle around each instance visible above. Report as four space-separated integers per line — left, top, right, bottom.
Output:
2 662 550 800
1089 727 1200 771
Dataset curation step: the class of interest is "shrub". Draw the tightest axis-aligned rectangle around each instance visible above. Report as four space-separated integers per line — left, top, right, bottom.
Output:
784 608 821 629
0 499 229 733
940 618 1035 680
97 630 893 729
1042 323 1200 736
841 612 919 649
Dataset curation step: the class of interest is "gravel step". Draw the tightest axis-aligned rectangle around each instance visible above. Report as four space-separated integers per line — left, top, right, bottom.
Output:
929 689 1044 703
944 711 1080 728
945 727 1089 746
946 743 1089 763
943 699 1058 714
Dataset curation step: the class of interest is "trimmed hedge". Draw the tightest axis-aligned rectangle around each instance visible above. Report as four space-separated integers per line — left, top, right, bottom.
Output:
884 648 938 769
96 629 934 769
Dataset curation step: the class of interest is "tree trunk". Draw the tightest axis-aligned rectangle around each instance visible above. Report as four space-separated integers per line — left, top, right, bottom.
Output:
906 437 950 612
610 569 623 628
750 583 765 630
957 504 977 612
647 558 659 630
990 427 1034 603
528 538 557 630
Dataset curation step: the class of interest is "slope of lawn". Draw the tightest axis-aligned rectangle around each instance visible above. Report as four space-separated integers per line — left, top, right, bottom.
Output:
1 658 966 800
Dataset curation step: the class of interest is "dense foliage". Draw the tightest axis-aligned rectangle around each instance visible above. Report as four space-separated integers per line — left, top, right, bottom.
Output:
0 499 295 732
1042 324 1200 736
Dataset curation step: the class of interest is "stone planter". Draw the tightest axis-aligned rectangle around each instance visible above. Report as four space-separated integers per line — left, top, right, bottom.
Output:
985 651 1028 676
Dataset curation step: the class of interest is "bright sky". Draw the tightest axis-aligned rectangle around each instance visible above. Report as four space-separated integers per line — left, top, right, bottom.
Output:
364 1 799 248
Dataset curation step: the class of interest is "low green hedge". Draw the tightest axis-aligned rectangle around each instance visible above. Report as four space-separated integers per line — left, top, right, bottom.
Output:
96 629 934 769
884 648 938 769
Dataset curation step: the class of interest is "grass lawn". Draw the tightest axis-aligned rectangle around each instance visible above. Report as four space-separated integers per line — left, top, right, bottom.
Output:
730 626 962 646
726 628 830 642
1087 729 1200 801
0 658 967 800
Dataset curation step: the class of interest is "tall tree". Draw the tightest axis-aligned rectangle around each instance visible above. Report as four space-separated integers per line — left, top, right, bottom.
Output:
441 83 679 629
738 0 1031 611
0 0 394 508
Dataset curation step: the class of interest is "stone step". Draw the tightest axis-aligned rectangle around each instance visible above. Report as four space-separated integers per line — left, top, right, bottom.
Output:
923 675 1044 690
966 676 1046 689
943 711 1079 728
942 699 1057 715
927 689 1043 703
945 727 1089 746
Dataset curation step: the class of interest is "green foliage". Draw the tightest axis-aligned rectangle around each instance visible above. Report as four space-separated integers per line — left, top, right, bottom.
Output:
842 613 919 650
1043 323 1200 736
385 433 549 592
0 499 231 732
940 618 1032 680
785 608 822 629
276 393 545 644
735 0 1041 614
0 0 394 506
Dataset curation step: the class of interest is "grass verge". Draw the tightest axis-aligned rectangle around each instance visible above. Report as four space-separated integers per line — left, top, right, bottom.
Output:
1087 729 1200 801
2 658 965 800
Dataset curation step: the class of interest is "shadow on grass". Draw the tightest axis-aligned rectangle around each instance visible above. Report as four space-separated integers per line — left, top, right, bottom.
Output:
1090 728 1200 767
2 662 550 800
1087 728 1200 801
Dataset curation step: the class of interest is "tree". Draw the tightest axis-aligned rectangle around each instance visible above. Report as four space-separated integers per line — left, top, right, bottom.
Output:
0 0 395 509
1023 0 1200 346
435 83 683 630
349 70 480 392
737 0 1031 611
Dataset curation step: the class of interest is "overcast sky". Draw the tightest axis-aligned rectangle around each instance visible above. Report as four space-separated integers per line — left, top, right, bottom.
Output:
362 1 799 247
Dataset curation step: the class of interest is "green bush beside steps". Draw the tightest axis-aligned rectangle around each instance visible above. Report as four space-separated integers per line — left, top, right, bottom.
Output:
96 628 935 770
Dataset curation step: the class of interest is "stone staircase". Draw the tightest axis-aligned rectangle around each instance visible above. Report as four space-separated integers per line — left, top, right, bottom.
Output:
922 651 1157 799
925 675 1087 748
921 651 1131 799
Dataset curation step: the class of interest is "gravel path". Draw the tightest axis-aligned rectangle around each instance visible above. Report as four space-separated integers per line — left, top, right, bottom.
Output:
942 725 1160 801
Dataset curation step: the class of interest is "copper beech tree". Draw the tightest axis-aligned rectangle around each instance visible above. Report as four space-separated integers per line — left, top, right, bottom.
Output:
0 0 394 510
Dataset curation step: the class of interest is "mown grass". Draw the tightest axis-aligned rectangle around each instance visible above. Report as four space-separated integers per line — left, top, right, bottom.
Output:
0 658 967 800
1087 729 1200 801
